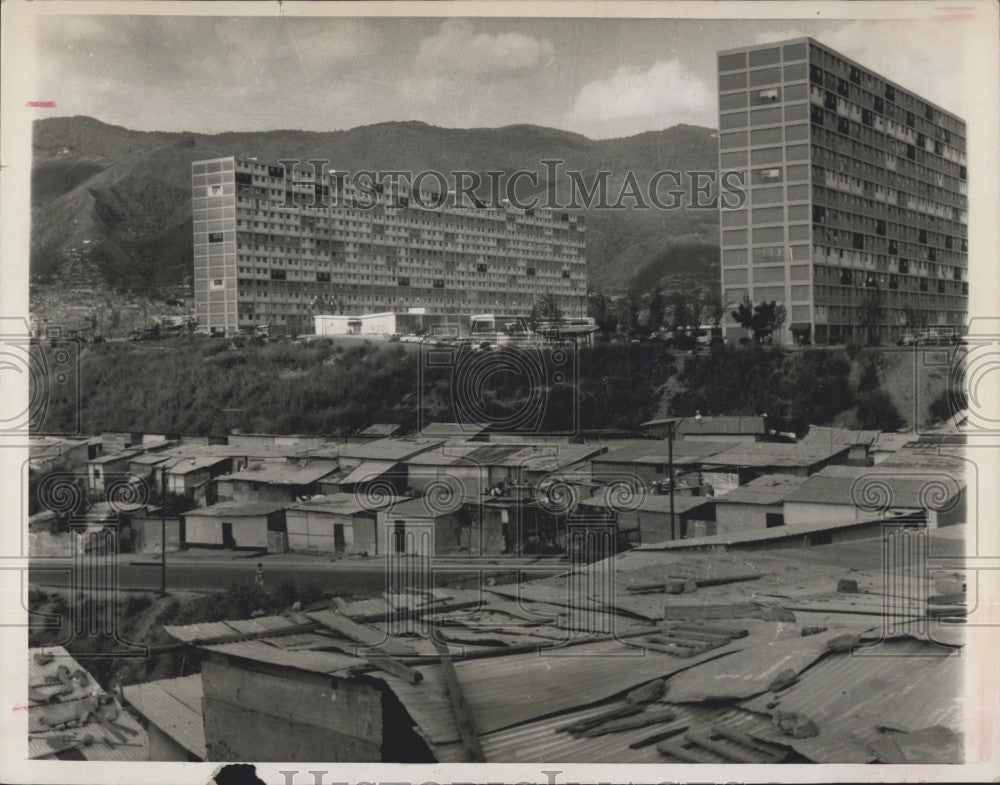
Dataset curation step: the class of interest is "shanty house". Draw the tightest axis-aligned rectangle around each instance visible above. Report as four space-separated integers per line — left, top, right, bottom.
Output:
590 440 733 490
215 459 341 503
286 493 405 555
123 674 206 761
782 465 966 529
87 449 143 495
575 491 714 545
405 442 601 498
799 427 882 466
710 474 810 537
182 501 289 551
696 441 852 494
377 496 467 556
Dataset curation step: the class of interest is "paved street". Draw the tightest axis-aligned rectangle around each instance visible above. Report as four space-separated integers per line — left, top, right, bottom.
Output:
28 554 567 595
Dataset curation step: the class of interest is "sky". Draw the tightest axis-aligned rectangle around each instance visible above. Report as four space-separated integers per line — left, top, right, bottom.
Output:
31 12 976 139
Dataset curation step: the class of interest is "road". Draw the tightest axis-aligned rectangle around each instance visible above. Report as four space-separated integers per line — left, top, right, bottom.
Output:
28 554 566 595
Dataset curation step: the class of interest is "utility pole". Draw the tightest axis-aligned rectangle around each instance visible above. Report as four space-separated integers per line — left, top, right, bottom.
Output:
160 504 166 595
668 420 675 541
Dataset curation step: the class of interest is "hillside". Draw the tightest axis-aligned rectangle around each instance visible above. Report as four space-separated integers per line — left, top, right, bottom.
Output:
31 116 720 298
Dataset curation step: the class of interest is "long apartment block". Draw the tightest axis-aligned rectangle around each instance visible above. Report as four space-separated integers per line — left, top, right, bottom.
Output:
192 157 588 335
717 37 968 345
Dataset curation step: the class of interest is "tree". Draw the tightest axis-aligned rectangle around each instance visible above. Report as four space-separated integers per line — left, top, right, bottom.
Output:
731 294 755 340
667 293 690 333
706 291 725 329
689 296 705 333
620 294 641 337
858 277 885 345
588 292 618 339
647 284 666 333
537 291 564 325
757 301 786 343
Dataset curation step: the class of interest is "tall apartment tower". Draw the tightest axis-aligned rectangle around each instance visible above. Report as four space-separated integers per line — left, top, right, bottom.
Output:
191 157 587 336
717 37 967 345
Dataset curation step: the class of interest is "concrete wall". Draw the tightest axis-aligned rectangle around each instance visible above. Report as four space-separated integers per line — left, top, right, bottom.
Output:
132 517 182 554
183 515 269 549
715 502 785 536
146 723 194 761
286 508 358 554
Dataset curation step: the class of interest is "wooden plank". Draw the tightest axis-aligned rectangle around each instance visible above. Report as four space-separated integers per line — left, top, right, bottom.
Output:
202 696 380 762
556 704 644 734
432 639 485 762
657 737 718 762
307 609 417 656
630 725 689 749
579 706 676 737
200 657 381 744
664 622 749 639
663 603 762 621
365 655 423 685
686 729 786 763
710 724 789 762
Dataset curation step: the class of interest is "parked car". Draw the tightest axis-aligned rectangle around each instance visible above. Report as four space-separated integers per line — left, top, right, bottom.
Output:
896 333 917 346
915 330 944 345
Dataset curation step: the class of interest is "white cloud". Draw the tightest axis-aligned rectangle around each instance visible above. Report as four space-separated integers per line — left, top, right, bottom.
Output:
415 19 554 79
570 59 715 137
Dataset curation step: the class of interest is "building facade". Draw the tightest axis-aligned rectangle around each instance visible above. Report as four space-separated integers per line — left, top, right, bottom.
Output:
717 37 967 345
192 157 587 335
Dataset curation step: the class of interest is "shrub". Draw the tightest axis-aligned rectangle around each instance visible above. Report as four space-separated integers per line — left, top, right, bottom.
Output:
845 341 863 360
928 387 967 424
856 389 904 430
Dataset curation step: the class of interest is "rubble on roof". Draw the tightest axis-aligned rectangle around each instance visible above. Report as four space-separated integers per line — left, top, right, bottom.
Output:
28 646 148 761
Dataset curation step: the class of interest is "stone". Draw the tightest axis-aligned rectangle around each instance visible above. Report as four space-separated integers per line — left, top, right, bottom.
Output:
837 578 860 593
773 710 819 738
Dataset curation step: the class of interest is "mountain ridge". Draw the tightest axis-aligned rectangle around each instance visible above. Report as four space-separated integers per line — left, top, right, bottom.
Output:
31 115 721 297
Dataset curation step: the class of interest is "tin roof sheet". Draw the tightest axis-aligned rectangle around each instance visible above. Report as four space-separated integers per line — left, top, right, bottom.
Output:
122 674 206 759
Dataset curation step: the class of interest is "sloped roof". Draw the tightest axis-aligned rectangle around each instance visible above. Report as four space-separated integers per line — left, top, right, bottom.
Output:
290 492 404 516
406 442 601 471
336 437 444 462
577 492 712 515
712 474 809 506
358 423 401 438
783 464 965 508
29 646 148 761
122 674 206 760
701 441 850 469
592 439 733 465
184 500 289 518
219 459 341 486
800 426 883 448
641 415 766 436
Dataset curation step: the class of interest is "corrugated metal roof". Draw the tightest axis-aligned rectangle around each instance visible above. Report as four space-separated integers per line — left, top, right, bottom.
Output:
358 423 401 437
202 640 358 675
801 427 882 447
339 459 399 485
184 500 289 518
783 465 965 507
29 646 148 761
593 440 733 465
219 460 341 486
642 512 918 550
290 492 404 516
712 474 809 506
702 442 851 469
741 636 962 763
407 442 601 471
122 674 206 759
578 492 711 515
641 416 766 436
418 422 489 437
161 455 230 474
337 437 445 461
